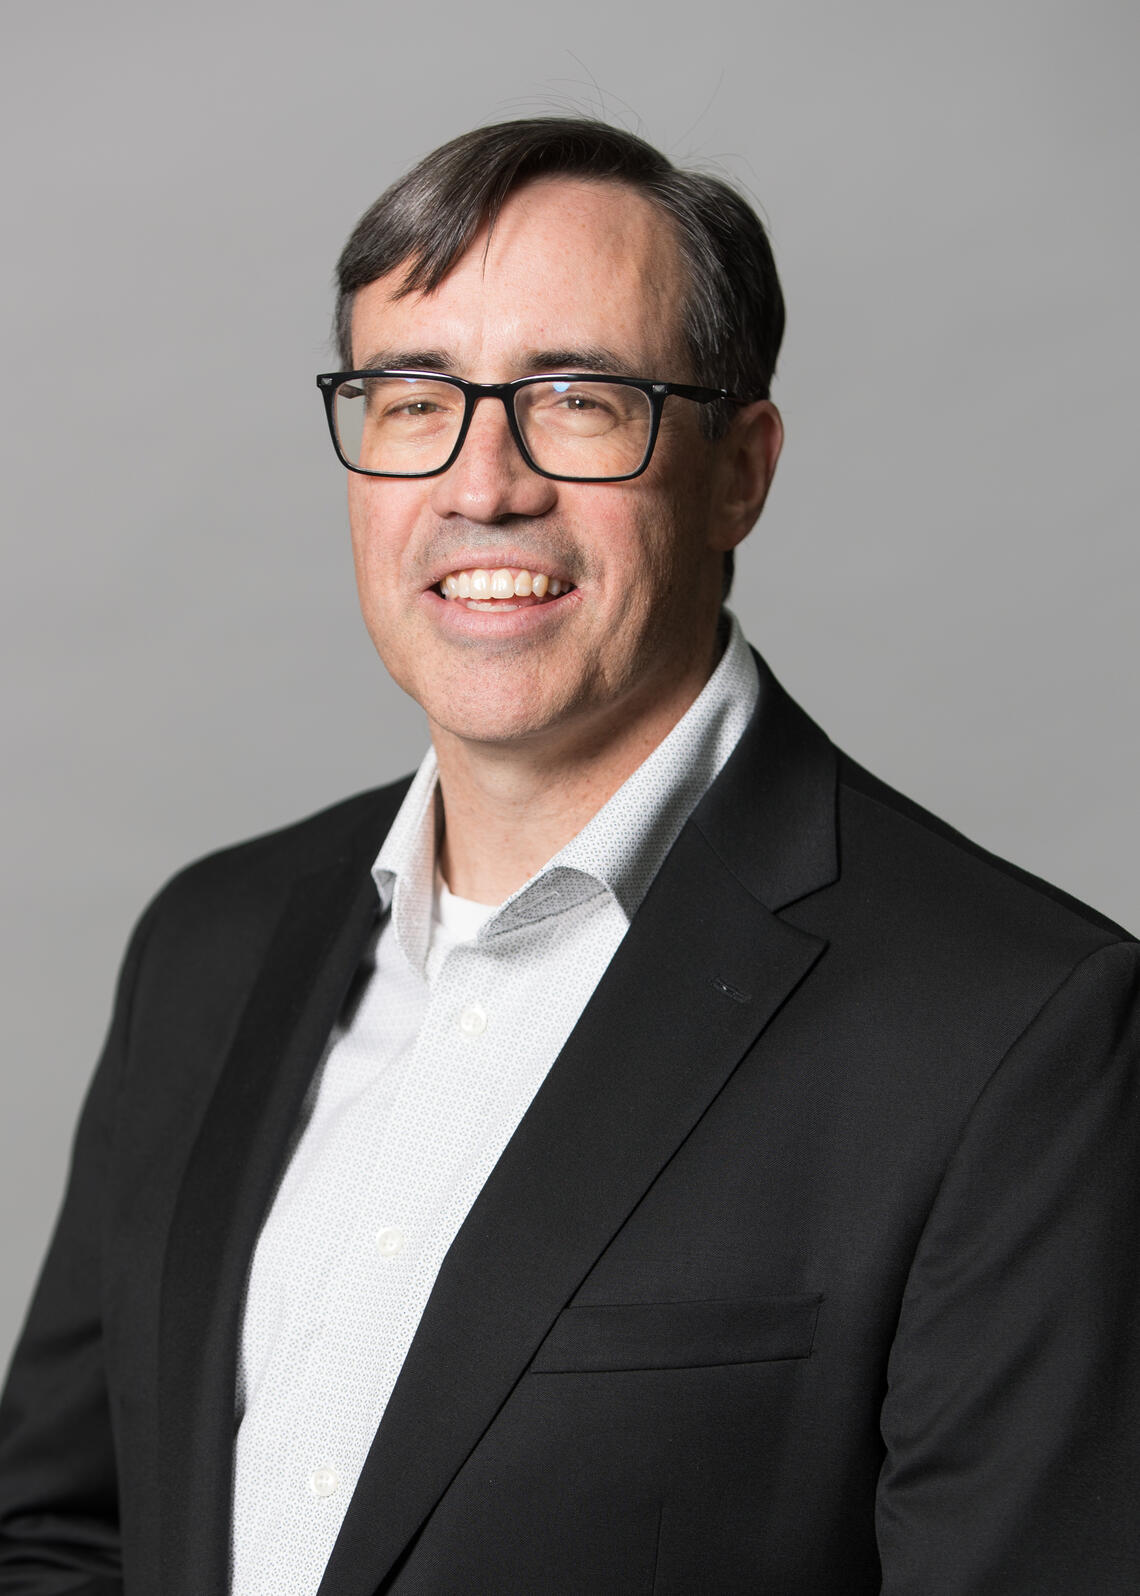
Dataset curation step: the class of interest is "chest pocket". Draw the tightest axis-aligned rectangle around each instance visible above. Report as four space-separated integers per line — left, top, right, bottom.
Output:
529 1293 822 1372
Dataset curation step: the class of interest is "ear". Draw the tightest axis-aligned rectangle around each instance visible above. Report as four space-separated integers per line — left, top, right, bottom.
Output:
706 400 784 552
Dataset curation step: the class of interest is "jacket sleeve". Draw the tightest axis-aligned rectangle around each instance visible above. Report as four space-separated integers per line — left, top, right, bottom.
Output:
0 904 158 1595
876 939 1140 1595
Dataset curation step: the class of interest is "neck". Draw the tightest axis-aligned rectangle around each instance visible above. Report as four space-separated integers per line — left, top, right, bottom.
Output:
432 636 723 905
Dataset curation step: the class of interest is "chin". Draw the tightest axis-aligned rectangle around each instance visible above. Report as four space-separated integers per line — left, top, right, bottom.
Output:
418 661 584 746
430 705 565 749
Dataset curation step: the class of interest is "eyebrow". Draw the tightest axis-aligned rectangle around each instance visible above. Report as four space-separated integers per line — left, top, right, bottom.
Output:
525 347 640 377
354 349 454 373
351 345 642 378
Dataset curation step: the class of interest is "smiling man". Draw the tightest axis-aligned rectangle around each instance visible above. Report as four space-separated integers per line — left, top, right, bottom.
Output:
338 173 779 902
1 119 1138 1596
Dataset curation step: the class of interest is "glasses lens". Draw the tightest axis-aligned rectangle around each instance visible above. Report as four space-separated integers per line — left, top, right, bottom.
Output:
333 374 465 475
515 380 652 478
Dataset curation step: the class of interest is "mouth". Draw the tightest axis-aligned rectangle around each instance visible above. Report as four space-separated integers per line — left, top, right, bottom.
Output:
434 566 576 613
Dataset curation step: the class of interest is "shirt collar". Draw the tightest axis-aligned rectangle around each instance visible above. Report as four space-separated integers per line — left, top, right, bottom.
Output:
372 747 440 975
373 609 759 970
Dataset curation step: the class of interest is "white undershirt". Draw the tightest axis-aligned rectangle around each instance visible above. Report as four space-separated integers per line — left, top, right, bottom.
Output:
229 612 760 1596
424 871 495 981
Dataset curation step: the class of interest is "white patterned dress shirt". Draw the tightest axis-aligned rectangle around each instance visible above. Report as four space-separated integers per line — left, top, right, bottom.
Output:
229 613 760 1595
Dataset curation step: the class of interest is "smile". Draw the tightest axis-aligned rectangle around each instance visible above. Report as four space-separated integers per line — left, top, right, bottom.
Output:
437 567 574 613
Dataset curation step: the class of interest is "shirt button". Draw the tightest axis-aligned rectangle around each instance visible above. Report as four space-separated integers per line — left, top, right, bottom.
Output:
308 1465 340 1498
458 1003 487 1037
376 1225 404 1256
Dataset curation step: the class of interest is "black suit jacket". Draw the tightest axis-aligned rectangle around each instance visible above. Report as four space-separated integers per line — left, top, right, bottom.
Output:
1 656 1138 1595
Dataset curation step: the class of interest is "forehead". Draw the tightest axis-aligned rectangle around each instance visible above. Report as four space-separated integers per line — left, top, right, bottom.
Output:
349 178 690 377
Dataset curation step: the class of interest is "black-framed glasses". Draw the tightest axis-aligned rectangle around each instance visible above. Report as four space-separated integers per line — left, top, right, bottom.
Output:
315 370 750 482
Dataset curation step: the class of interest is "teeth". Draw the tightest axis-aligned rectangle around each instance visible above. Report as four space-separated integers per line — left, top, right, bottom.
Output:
436 567 570 603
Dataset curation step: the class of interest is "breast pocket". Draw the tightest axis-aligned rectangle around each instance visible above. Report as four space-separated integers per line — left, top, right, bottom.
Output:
528 1294 822 1373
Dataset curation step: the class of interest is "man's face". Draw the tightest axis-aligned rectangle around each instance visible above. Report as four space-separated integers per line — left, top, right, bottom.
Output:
347 177 774 758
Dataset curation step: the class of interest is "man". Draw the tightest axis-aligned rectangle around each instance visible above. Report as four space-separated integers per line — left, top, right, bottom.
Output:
0 118 1137 1595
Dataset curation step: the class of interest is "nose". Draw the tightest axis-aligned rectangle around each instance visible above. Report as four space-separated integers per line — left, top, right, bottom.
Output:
428 394 558 523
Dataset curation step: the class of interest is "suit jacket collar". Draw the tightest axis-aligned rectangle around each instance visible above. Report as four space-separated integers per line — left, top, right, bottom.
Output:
156 655 839 1596
693 648 840 914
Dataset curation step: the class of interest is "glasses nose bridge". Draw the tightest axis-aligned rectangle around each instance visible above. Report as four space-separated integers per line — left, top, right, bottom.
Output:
456 379 530 467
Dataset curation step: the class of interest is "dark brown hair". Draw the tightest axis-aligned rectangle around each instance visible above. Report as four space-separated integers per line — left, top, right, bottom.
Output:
335 118 784 431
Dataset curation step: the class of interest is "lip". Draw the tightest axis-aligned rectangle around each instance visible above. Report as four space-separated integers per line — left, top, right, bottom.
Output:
420 583 581 639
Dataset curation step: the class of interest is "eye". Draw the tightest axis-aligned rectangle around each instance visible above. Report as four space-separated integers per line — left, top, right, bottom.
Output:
556 389 603 411
387 398 446 418
362 377 462 426
538 381 624 423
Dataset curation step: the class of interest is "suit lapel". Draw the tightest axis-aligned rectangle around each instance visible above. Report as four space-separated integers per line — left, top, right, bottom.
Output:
156 799 400 1596
319 663 839 1596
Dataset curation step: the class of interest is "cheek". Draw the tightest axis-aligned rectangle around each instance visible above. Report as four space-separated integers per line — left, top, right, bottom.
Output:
605 485 708 587
347 480 377 575
347 481 419 593
583 476 684 563
347 512 410 656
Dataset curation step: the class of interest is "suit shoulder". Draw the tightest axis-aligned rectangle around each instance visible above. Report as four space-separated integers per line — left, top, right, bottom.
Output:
144 778 412 928
835 753 1135 961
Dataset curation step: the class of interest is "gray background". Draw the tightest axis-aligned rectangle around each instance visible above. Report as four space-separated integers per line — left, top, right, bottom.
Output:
1 0 1136 1367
